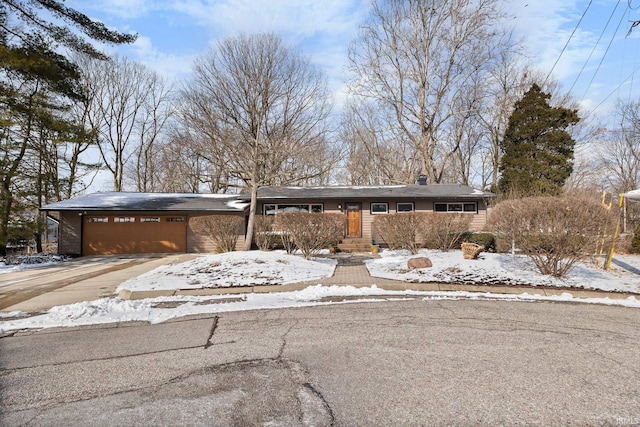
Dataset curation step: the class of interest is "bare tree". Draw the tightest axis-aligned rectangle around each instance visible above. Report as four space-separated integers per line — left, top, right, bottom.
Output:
473 51 540 190
79 55 173 191
179 33 334 250
346 0 509 184
594 100 640 193
340 100 419 185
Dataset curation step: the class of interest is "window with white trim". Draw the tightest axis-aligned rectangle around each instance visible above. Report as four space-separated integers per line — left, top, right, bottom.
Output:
370 202 388 214
434 202 477 213
396 202 414 213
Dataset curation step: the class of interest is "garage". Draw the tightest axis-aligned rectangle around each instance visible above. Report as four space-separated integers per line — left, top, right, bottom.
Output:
41 192 249 256
83 215 187 255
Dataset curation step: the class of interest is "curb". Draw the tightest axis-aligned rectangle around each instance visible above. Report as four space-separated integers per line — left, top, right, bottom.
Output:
117 281 639 301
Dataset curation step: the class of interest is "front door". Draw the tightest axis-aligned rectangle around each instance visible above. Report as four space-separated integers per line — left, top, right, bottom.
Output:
346 203 361 237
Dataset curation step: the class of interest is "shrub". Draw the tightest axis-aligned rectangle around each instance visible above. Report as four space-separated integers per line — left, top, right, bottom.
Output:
630 223 640 254
373 212 473 253
190 215 244 253
421 213 473 251
373 213 424 254
487 195 614 277
254 216 280 251
274 213 346 259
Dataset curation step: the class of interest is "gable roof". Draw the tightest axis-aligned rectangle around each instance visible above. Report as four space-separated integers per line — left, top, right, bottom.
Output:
41 192 249 212
257 184 494 200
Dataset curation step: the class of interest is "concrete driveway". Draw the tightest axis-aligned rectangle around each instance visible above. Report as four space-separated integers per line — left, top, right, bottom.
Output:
0 254 197 312
2 300 639 426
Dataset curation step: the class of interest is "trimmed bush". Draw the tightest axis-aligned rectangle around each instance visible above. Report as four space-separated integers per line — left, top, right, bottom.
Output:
487 195 614 277
373 212 472 253
373 212 424 254
191 215 244 253
274 213 346 259
254 216 280 251
421 213 473 251
630 223 640 254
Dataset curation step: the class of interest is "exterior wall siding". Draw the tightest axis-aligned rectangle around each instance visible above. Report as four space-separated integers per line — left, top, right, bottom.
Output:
259 198 490 244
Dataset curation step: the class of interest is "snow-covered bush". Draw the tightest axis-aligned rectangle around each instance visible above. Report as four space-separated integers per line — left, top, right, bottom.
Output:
487 195 614 277
274 213 345 259
190 215 244 253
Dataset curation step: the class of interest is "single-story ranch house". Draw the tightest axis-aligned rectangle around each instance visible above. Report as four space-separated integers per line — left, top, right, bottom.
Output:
41 183 495 256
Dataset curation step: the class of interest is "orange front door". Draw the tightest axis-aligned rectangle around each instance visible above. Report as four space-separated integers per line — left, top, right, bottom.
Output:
346 203 361 237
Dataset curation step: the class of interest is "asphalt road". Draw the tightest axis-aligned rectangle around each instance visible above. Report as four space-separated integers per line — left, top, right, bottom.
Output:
1 299 640 426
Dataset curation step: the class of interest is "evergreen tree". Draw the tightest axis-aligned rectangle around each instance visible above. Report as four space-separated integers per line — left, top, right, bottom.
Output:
0 1 135 255
498 84 579 196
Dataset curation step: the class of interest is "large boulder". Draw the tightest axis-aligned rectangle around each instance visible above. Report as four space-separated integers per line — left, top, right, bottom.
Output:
407 257 432 269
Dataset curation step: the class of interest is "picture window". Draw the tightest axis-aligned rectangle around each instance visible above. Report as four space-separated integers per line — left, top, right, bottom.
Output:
434 202 477 213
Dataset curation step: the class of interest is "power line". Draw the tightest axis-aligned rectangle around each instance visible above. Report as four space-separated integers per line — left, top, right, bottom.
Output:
581 2 627 101
569 0 622 94
590 62 640 113
544 0 594 85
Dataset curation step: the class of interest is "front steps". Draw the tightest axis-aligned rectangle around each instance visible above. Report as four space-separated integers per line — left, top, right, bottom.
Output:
336 238 373 253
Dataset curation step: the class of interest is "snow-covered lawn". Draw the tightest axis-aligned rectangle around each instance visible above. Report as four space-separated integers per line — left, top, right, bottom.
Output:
0 254 69 274
2 248 640 334
367 250 640 294
116 251 337 292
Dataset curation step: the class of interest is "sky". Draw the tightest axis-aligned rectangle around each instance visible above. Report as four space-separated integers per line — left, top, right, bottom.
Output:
60 0 640 192
67 0 640 118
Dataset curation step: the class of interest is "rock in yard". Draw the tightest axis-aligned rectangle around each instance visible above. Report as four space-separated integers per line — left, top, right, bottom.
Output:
408 257 432 269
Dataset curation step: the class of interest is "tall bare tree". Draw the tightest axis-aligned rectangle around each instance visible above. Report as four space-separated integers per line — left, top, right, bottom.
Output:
346 0 509 184
78 55 172 191
180 33 334 250
596 100 640 193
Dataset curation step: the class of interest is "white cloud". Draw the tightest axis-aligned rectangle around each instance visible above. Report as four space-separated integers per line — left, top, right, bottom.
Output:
121 36 196 80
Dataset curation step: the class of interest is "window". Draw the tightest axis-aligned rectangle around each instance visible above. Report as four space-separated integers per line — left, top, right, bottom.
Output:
166 217 185 222
396 202 414 213
370 202 388 214
463 203 477 213
114 217 135 223
140 217 160 223
434 202 477 213
87 217 108 223
263 204 324 215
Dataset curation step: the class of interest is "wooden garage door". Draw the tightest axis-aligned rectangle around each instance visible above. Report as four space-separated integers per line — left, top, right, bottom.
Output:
83 215 187 255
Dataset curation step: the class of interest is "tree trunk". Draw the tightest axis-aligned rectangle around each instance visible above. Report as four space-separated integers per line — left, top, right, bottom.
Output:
243 181 259 251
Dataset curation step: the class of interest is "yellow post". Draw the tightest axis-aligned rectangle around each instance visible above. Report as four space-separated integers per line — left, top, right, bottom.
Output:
605 193 624 271
595 191 612 268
